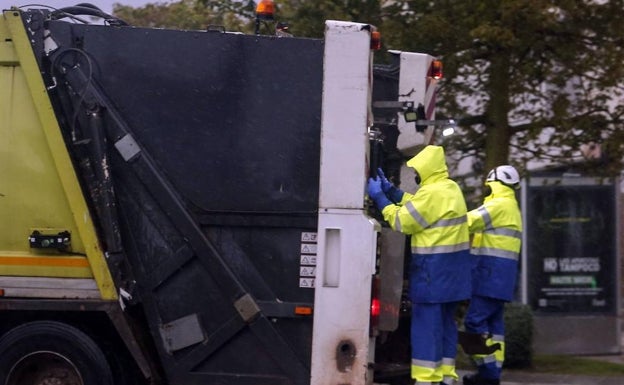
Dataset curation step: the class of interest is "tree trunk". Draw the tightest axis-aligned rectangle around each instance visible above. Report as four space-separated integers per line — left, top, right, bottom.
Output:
484 52 512 175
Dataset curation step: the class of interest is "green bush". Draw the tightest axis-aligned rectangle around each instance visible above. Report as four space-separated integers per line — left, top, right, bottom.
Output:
503 302 533 368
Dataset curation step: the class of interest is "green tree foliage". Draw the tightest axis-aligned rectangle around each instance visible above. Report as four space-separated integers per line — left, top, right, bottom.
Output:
276 0 382 37
381 0 624 177
113 0 624 178
112 1 383 43
113 0 255 31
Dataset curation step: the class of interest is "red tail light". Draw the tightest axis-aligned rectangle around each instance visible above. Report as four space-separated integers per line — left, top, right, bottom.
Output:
370 276 380 336
371 297 381 318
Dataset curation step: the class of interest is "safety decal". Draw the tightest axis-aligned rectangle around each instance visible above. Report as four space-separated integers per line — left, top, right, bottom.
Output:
299 231 317 288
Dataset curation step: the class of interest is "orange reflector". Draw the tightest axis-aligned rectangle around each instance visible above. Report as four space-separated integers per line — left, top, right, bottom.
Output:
0 288 4 296
256 0 275 20
370 30 381 50
430 59 443 79
295 306 313 315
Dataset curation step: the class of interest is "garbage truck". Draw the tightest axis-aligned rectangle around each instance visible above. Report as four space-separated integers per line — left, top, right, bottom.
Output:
0 4 442 384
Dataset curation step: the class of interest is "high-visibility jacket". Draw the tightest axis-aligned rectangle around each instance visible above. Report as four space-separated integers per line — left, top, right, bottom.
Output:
382 145 471 303
468 181 523 301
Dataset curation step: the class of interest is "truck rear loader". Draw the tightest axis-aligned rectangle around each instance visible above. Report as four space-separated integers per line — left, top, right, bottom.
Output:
0 4 442 384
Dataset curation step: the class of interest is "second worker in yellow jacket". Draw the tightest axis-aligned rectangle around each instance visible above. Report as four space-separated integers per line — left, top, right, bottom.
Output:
462 165 523 385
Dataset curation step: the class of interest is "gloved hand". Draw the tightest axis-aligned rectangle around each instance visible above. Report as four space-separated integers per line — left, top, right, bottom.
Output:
367 177 392 210
367 177 383 197
377 168 404 203
377 168 394 193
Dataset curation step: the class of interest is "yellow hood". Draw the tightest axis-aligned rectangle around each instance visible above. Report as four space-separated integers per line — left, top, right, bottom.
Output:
405 145 449 184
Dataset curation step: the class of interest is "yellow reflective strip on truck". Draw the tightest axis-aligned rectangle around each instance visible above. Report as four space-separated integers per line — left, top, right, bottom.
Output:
4 10 117 299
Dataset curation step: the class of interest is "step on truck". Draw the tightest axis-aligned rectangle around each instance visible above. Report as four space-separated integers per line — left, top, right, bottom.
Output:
0 4 442 384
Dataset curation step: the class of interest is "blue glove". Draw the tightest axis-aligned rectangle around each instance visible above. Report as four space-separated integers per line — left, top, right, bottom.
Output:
377 168 394 193
377 168 404 203
367 177 392 210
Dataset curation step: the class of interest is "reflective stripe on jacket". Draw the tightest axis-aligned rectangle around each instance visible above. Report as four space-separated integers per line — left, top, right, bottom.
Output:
468 181 523 301
382 146 471 303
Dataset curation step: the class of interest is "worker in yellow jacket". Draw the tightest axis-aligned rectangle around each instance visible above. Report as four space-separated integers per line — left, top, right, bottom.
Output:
462 165 523 385
368 145 471 385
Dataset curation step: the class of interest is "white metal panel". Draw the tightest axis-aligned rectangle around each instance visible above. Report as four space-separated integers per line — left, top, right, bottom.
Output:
311 209 379 385
318 20 373 210
311 20 380 385
0 276 100 298
395 51 438 155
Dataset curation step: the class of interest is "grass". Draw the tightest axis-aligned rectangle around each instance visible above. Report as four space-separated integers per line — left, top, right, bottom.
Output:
458 351 624 377
519 355 624 376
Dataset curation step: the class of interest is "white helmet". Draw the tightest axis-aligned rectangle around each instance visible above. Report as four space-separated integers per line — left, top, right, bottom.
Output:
486 165 520 188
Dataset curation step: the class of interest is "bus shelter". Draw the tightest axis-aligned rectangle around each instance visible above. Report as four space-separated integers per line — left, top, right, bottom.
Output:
521 172 621 354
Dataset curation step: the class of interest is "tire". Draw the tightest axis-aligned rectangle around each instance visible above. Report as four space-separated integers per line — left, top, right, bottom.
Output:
0 321 113 385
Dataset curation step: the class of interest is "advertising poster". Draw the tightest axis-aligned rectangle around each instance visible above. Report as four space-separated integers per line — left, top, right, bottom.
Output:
525 177 616 314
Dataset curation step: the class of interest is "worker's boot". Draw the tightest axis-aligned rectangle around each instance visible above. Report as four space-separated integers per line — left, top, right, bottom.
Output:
462 373 500 385
458 331 500 355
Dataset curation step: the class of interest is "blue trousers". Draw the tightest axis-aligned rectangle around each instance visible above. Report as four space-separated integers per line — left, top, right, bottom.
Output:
411 302 459 384
464 295 505 380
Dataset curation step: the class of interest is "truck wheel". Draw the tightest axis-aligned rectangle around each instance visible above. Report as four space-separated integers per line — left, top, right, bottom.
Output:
0 321 113 385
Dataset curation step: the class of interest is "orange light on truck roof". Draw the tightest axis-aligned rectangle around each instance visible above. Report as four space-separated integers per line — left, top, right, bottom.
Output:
256 0 275 20
429 59 443 79
370 30 381 50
